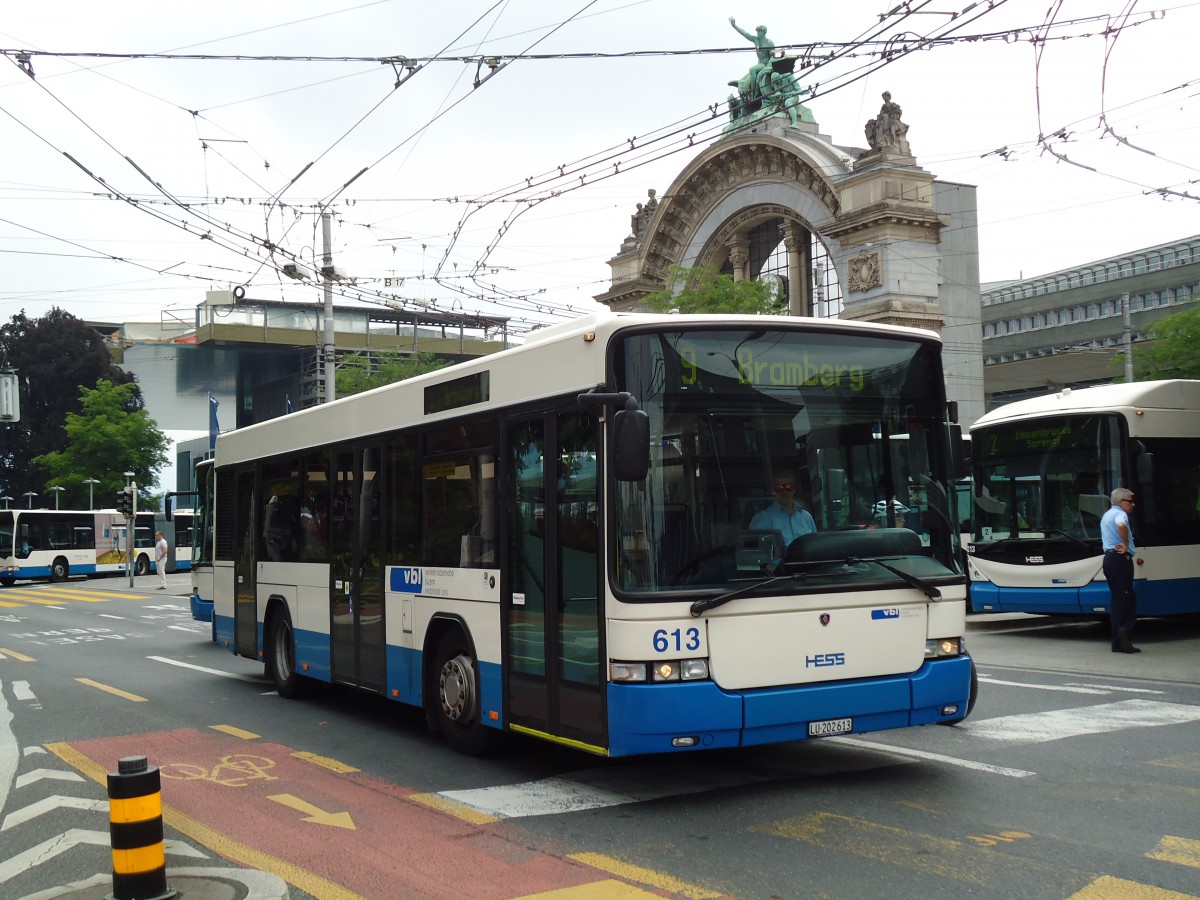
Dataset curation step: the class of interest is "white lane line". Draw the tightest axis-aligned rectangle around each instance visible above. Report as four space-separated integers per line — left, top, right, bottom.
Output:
147 655 266 683
961 699 1200 743
976 675 1109 694
1064 682 1164 694
825 737 1036 778
11 681 35 702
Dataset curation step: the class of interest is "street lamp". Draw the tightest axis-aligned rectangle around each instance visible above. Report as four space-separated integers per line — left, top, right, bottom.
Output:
22 491 37 509
0 496 11 510
83 477 100 510
48 485 65 509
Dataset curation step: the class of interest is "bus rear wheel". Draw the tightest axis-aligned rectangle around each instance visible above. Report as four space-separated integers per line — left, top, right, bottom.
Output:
134 554 150 577
432 629 498 756
50 557 69 583
267 609 312 699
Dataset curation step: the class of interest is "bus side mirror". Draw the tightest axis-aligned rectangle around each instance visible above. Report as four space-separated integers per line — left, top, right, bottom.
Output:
948 424 970 480
612 408 650 482
1136 450 1154 485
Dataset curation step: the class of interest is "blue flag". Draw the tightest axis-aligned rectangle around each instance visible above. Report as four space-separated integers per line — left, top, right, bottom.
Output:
209 394 220 450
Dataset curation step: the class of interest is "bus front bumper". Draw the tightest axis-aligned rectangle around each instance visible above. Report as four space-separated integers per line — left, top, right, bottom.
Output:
605 655 972 757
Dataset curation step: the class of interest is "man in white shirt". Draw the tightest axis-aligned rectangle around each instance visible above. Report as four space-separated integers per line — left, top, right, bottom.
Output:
154 531 169 591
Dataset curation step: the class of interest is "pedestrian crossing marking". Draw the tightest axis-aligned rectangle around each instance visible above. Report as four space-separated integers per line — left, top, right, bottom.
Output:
1146 835 1200 870
516 879 695 899
962 700 1200 744
1068 874 1197 899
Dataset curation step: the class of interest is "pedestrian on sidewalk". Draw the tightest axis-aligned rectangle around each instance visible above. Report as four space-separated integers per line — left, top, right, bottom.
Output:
154 531 168 591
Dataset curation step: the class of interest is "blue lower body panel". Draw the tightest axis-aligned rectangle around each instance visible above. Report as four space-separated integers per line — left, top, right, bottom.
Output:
972 577 1199 617
606 656 973 757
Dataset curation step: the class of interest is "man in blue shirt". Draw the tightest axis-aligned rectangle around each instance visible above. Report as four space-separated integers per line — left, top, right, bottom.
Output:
749 472 816 571
1100 487 1139 653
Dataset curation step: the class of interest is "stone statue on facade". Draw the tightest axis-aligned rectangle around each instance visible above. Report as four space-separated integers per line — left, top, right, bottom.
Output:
863 91 911 156
725 18 814 132
630 188 659 241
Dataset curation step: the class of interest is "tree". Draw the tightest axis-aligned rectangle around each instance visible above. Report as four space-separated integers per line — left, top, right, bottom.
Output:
336 351 450 397
0 308 142 503
34 379 168 509
641 265 781 315
1132 302 1200 380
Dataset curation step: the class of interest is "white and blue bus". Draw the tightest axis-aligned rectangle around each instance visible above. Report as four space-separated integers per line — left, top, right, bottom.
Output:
0 509 157 584
194 310 975 756
968 380 1200 617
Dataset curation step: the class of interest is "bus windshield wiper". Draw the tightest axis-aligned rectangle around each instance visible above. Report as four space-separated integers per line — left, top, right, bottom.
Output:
690 573 806 617
1032 527 1093 550
850 556 942 600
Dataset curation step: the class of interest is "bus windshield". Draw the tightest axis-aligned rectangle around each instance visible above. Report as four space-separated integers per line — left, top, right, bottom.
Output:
613 327 961 594
972 414 1122 547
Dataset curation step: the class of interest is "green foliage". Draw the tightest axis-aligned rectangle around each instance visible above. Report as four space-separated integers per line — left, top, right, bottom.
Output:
336 351 450 397
33 379 168 509
641 266 782 315
1132 302 1200 380
0 308 142 503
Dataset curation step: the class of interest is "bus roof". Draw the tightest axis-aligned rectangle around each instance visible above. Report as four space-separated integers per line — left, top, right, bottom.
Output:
215 310 944 468
972 379 1200 430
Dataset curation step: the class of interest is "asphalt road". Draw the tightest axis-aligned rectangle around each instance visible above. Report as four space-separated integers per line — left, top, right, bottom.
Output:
2 575 1198 899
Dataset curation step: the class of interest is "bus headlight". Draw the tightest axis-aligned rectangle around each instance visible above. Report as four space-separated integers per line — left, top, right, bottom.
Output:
924 637 962 658
610 659 709 683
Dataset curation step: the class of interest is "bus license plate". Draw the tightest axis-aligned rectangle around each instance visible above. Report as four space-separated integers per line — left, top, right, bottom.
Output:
808 717 852 737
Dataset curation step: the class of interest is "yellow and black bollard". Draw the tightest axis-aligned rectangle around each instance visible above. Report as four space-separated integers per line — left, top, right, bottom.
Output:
106 754 177 900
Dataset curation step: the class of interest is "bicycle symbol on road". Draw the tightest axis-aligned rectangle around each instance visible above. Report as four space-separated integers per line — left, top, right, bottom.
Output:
160 754 278 787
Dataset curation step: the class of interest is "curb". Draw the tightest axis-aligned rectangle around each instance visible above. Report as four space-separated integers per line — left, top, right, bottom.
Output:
21 867 289 900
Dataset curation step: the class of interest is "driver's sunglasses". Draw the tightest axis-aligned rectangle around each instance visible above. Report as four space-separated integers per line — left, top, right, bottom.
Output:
773 482 795 492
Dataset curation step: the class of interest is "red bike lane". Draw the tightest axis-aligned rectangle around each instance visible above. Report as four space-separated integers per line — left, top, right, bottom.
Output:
66 728 620 899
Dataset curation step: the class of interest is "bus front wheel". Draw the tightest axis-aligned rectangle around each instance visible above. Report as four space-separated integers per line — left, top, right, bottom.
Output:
134 554 150 577
432 629 497 756
50 557 69 583
267 609 312 699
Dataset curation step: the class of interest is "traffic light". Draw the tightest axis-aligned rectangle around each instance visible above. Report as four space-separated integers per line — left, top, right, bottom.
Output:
115 486 133 517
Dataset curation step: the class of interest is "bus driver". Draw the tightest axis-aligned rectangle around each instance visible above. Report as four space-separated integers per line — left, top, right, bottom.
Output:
749 470 817 571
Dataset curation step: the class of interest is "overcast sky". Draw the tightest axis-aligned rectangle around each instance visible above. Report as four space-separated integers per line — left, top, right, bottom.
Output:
3 0 1198 340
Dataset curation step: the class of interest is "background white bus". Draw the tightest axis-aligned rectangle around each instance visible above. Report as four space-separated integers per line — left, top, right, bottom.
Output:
195 310 975 756
968 380 1200 616
0 509 157 584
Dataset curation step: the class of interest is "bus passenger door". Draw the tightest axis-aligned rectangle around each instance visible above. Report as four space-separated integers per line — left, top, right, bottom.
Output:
330 446 386 693
505 410 604 751
234 469 257 659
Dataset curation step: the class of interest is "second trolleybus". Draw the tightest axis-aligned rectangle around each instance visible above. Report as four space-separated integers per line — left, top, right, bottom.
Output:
193 310 976 756
968 379 1200 617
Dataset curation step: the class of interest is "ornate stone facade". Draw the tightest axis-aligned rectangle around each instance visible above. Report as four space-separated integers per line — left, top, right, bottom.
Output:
595 74 985 425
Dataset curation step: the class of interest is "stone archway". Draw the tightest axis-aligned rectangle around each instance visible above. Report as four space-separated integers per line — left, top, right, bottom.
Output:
596 106 984 424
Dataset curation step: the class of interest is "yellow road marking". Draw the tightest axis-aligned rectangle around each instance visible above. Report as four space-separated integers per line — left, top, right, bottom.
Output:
0 599 23 607
292 750 359 773
1147 835 1200 869
1148 753 1200 773
407 792 498 825
48 741 367 900
75 678 148 702
18 596 68 606
268 794 355 829
515 880 675 899
211 724 260 740
568 854 721 900
0 647 36 661
1069 874 1198 899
